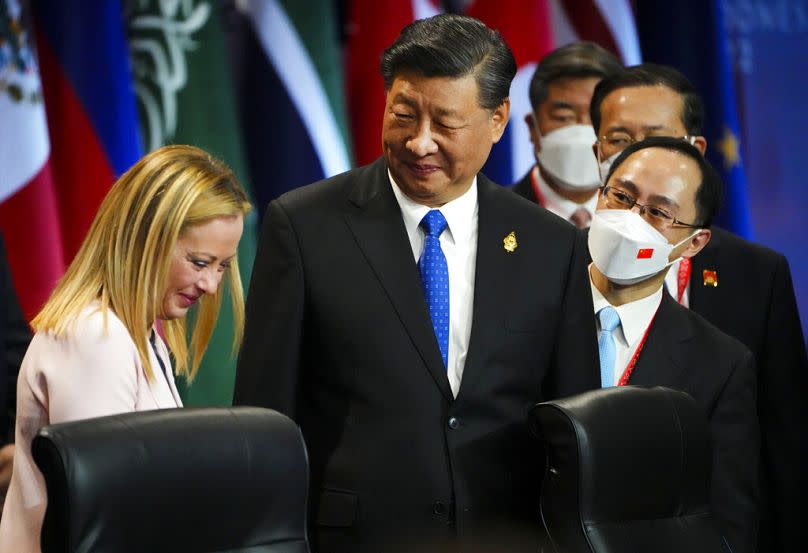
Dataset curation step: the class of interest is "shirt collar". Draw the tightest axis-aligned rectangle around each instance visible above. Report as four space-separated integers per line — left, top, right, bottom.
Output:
589 263 663 345
533 166 599 220
389 169 478 244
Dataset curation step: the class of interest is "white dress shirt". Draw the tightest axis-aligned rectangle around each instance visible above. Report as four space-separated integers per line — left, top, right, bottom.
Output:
664 258 690 307
533 166 598 224
589 265 663 384
389 171 478 397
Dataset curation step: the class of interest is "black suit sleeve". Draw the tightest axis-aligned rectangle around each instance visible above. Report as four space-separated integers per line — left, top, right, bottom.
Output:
1 237 31 444
545 230 600 399
710 348 760 553
233 200 305 419
758 254 807 551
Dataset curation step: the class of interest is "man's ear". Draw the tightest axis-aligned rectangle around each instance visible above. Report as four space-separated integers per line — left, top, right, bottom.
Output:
680 228 712 259
491 98 511 144
525 112 539 151
693 135 707 155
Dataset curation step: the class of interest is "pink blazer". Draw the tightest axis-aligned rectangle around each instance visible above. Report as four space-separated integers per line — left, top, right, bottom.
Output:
0 304 182 553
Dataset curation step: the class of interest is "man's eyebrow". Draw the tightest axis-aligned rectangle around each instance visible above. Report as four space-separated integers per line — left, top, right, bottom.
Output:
605 124 666 135
647 193 679 210
612 178 680 210
390 93 417 107
612 177 639 194
434 106 462 118
548 100 574 111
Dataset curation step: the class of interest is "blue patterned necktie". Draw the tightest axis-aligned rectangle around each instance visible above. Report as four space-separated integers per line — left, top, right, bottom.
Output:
418 210 450 368
597 306 621 388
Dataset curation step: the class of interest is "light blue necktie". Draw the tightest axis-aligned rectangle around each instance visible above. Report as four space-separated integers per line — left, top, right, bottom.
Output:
597 306 621 388
418 210 450 368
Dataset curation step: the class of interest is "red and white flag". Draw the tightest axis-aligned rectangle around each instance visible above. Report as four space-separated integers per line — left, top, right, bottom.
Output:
0 0 64 320
549 0 641 64
466 0 555 183
345 0 442 167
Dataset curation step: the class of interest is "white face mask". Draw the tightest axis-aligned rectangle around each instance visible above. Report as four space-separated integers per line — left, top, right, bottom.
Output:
535 121 600 190
597 145 620 185
588 209 701 285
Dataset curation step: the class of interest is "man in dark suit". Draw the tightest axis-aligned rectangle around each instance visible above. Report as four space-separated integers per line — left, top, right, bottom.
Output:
0 235 31 510
234 14 599 553
589 136 759 553
512 42 622 228
590 64 807 553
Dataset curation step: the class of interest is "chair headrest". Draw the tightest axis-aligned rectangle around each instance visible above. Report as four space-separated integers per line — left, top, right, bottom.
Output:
531 386 712 522
33 407 309 553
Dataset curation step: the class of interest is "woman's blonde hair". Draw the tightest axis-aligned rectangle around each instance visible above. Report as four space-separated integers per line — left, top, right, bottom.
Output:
32 144 252 382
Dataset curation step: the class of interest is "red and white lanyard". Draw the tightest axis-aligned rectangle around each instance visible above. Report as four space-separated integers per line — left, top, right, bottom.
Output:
616 309 659 386
676 257 692 304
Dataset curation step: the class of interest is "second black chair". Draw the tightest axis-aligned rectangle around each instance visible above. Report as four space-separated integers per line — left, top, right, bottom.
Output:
531 385 725 553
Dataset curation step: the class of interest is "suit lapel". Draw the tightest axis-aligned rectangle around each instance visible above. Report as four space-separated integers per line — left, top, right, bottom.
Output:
689 228 722 321
630 294 693 387
455 176 510 401
343 160 453 401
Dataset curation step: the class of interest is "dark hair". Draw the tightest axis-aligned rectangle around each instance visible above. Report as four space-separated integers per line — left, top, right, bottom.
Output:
590 63 704 136
605 136 722 227
380 14 516 110
528 41 623 109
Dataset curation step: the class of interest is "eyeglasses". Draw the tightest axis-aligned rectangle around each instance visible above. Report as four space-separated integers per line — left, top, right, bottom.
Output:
600 185 702 230
599 131 694 151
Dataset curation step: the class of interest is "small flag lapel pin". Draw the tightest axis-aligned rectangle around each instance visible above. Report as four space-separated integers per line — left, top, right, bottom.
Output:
703 269 718 287
503 231 517 253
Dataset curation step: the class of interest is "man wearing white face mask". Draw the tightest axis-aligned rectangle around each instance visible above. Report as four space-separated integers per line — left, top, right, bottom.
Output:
512 42 622 228
591 64 806 553
590 136 759 553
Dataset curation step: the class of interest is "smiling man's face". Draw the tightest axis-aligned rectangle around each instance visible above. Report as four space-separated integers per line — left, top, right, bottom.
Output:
382 71 509 207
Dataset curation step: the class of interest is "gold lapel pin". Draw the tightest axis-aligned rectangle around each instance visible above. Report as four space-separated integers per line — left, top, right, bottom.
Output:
503 231 517 253
702 269 718 287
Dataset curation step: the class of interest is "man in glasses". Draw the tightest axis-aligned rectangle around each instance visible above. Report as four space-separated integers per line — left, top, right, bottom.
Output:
590 64 806 553
590 136 758 553
512 42 622 228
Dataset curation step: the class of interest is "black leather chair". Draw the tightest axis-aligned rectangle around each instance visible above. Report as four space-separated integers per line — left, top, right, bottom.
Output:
531 386 725 553
32 407 309 553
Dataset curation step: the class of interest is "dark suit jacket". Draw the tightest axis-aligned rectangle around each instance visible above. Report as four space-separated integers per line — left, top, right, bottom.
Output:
689 227 807 553
512 170 537 204
234 158 600 553
630 293 759 553
0 235 30 444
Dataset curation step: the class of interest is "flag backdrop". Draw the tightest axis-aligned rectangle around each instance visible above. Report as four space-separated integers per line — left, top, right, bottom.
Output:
0 0 63 321
32 0 142 264
466 0 555 186
636 0 753 238
550 0 641 65
345 0 442 167
468 0 640 186
236 0 351 218
721 0 808 342
127 0 258 406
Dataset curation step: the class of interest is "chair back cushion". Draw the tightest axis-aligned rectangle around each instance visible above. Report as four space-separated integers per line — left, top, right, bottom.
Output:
33 407 309 553
531 386 724 553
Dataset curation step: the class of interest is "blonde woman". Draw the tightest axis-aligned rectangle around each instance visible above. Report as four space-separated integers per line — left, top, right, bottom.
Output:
0 145 251 552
